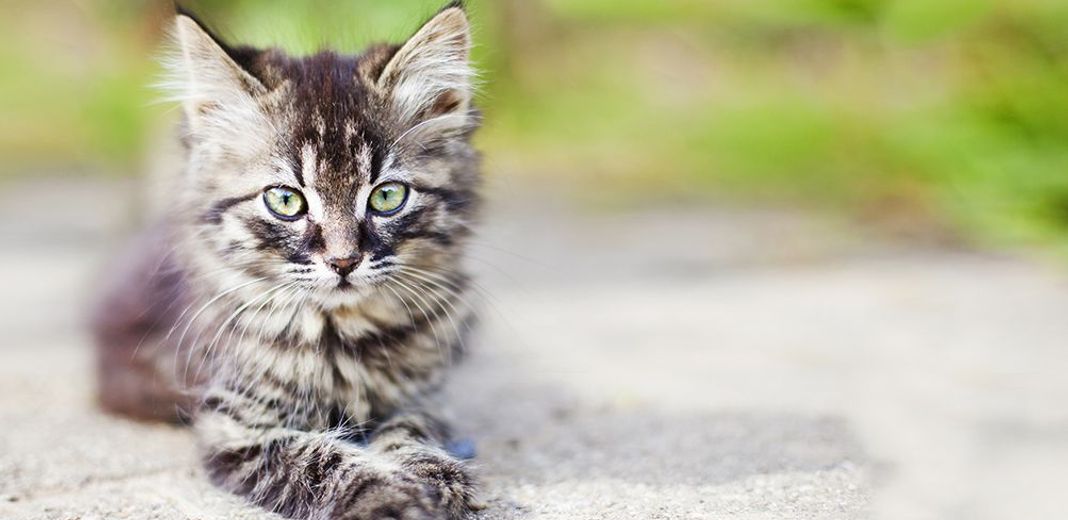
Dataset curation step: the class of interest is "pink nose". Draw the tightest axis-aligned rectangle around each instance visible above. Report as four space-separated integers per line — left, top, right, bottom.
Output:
327 255 362 276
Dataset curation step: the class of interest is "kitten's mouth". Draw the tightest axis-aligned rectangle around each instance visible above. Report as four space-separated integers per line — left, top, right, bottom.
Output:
334 277 373 292
328 273 387 293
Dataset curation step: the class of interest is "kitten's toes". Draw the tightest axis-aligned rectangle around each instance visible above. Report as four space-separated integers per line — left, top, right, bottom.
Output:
335 474 443 520
403 453 478 518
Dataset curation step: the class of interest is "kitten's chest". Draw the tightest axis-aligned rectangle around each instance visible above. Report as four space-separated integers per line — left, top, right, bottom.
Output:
226 303 449 424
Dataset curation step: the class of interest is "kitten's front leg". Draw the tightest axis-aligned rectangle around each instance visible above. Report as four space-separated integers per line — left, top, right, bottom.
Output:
370 407 480 518
196 389 459 520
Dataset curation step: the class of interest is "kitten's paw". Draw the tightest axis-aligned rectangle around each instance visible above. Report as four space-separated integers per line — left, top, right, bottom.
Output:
402 452 479 518
334 473 443 520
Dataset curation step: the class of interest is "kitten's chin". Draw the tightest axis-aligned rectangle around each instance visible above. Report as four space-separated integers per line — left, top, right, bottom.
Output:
311 283 378 310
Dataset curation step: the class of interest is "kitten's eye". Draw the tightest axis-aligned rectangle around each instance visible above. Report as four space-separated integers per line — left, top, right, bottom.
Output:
263 186 307 220
368 182 409 215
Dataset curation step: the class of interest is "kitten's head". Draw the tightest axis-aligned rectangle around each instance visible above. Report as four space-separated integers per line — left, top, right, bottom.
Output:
165 4 480 308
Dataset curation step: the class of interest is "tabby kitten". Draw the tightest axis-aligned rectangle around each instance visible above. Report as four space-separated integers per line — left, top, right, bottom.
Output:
91 3 482 518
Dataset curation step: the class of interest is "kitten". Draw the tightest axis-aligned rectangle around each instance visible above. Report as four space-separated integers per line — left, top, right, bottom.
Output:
91 3 482 518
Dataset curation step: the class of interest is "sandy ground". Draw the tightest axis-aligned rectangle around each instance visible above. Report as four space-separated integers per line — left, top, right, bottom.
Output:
1 177 1066 519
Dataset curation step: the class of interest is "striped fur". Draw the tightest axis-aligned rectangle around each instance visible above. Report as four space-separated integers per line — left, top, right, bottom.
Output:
92 4 482 519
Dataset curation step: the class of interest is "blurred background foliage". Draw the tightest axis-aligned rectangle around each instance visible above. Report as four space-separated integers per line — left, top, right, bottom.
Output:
2 0 1068 253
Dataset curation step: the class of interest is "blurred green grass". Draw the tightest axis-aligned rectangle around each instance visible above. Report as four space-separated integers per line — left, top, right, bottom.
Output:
2 0 1068 254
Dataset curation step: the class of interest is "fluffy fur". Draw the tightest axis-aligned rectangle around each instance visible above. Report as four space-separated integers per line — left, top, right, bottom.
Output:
91 4 483 518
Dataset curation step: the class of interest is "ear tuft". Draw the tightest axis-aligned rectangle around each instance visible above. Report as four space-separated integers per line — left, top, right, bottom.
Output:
377 7 475 127
162 12 268 141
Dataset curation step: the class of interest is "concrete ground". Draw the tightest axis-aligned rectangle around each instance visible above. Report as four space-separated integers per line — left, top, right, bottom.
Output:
1 177 1066 519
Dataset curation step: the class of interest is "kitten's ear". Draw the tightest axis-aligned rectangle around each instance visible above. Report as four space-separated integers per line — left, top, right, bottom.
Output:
165 11 267 137
377 4 475 127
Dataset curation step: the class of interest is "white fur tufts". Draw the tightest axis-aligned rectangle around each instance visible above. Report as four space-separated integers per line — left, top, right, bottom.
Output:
378 7 476 127
158 15 272 150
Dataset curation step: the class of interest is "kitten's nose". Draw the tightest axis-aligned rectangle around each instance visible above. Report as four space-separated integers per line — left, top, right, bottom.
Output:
327 254 362 277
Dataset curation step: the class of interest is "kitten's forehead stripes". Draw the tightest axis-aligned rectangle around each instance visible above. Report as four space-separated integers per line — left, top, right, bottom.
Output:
368 142 387 184
294 144 317 188
284 53 388 180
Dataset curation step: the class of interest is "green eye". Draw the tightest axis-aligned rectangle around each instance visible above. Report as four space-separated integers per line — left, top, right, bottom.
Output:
263 186 307 220
368 182 409 215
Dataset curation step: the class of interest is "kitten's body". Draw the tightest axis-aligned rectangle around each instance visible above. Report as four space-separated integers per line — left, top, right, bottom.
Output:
92 5 482 518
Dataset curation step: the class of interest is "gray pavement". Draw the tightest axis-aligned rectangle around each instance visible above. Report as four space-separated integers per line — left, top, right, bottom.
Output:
1 177 1066 519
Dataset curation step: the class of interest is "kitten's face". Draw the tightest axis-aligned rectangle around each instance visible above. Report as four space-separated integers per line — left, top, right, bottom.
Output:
169 7 479 308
